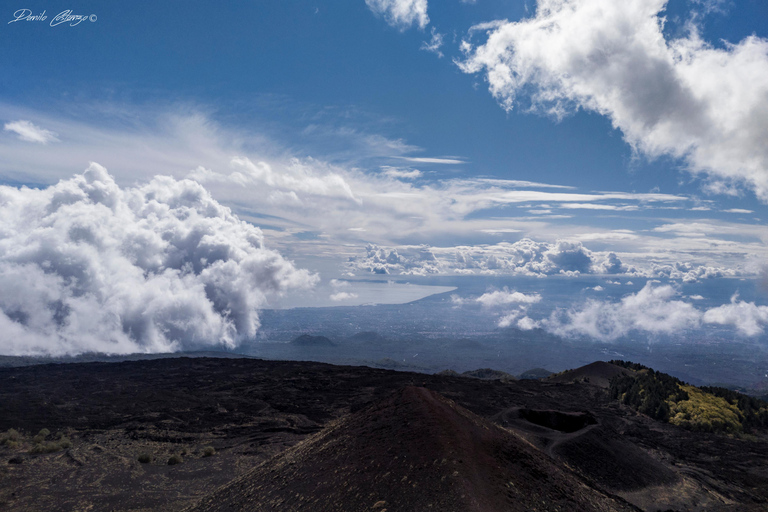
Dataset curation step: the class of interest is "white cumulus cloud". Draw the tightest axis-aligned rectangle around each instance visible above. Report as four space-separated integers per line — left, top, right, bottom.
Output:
517 316 540 330
0 164 316 356
366 0 429 30
545 282 701 341
459 0 768 200
329 292 359 301
703 295 768 336
476 288 541 307
349 238 632 277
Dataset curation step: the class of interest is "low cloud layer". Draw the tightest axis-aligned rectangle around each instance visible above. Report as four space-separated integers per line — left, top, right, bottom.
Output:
542 283 768 340
0 164 316 356
350 238 630 276
453 287 542 329
703 296 768 336
545 283 701 341
475 288 541 307
459 0 768 200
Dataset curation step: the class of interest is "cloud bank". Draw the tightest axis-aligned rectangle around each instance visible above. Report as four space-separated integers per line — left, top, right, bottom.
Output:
545 282 701 341
459 0 768 200
703 296 768 336
542 283 768 340
350 238 630 276
0 164 316 356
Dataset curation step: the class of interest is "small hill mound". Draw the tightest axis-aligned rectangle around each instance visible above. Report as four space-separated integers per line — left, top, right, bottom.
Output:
187 387 637 512
548 361 635 389
518 368 553 380
462 368 516 381
346 331 387 343
289 334 336 347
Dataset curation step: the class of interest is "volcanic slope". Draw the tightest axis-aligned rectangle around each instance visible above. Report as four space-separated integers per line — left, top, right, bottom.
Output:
547 361 635 388
187 386 638 512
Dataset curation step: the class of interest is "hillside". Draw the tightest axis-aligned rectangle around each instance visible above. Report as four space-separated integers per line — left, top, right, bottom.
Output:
187 387 636 512
547 361 636 388
609 360 768 433
0 358 767 511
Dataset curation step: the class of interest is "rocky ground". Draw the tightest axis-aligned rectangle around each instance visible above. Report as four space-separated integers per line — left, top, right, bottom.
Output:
0 357 766 511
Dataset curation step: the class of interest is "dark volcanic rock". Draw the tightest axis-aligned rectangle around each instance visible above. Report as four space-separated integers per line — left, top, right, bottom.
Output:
2 357 768 511
461 368 515 381
519 408 597 433
547 361 635 388
518 368 554 380
187 387 638 512
290 334 336 347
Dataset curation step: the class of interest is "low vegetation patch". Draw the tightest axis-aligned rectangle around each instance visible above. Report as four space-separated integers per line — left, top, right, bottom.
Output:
0 428 20 448
2 428 72 453
30 433 72 454
669 385 743 433
202 446 215 457
138 453 152 464
168 454 183 465
609 360 768 434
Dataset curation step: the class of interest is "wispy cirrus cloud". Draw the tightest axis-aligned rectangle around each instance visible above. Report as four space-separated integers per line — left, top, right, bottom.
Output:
397 156 465 164
381 166 423 179
0 103 763 281
4 120 59 144
421 27 445 57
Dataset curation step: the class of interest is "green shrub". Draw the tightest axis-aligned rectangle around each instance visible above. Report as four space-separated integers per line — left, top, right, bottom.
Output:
669 385 743 433
1 429 21 447
31 442 62 454
32 428 51 444
29 435 72 454
167 454 183 465
1 429 20 442
202 446 215 457
137 453 152 464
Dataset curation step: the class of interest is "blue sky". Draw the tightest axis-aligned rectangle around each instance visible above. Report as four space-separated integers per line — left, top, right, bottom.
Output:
1 0 768 355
